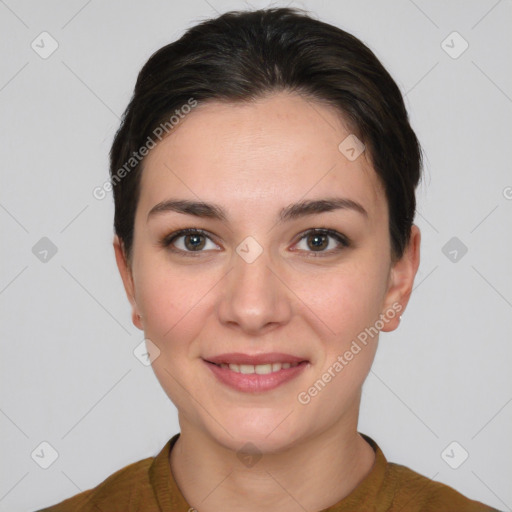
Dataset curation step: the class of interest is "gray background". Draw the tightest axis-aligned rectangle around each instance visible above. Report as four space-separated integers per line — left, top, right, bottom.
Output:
1 0 511 511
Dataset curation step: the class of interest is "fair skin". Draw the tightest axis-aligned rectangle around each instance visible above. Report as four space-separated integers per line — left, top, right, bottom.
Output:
114 92 420 512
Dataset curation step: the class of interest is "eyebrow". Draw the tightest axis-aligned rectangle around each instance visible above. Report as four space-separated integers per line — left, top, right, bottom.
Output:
147 197 368 223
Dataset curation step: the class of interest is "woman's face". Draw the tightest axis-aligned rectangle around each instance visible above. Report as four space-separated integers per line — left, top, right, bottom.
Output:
115 92 419 453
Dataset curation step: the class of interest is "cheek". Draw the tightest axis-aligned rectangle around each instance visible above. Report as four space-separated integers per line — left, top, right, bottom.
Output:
297 268 384 410
133 255 218 351
297 259 388 341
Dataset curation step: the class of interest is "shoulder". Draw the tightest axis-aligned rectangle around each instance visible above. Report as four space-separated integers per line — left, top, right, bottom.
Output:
386 461 499 511
35 455 155 512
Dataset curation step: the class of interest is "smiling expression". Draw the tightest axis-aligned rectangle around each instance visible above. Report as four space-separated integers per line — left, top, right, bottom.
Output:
114 91 417 453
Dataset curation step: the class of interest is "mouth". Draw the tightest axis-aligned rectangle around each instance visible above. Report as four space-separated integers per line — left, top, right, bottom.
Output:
207 360 305 374
202 353 310 393
204 352 308 369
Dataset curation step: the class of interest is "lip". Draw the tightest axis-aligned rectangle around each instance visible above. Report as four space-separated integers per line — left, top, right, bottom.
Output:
205 352 308 365
203 358 309 393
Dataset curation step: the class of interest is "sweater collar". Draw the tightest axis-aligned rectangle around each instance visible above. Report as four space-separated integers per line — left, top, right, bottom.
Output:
148 432 389 511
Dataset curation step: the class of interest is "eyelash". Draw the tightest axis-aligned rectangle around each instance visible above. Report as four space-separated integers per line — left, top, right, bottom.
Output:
160 228 350 257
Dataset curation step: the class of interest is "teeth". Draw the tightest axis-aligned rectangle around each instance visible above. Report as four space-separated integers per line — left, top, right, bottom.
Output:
255 364 272 375
224 362 300 374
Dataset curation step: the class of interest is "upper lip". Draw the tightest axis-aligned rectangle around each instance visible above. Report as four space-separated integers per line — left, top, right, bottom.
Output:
204 352 308 365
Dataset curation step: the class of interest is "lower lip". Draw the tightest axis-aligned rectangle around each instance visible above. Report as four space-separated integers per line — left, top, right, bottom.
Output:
203 360 309 393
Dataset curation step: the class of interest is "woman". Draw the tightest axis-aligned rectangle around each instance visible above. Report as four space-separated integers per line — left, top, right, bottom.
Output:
38 7 498 512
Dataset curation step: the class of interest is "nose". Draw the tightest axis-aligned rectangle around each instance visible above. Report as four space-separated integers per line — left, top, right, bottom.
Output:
217 244 292 335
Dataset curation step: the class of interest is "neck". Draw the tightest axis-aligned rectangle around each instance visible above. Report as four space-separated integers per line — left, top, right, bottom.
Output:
170 408 375 512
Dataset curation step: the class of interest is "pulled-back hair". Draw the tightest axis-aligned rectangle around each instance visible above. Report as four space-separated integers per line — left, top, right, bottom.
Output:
110 7 422 262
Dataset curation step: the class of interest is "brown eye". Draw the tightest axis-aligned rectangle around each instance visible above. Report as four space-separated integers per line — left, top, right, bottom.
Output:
306 232 329 251
294 229 349 255
162 229 220 254
183 233 206 251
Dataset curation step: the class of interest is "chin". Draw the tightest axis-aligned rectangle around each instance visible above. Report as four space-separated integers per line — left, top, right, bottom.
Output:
203 411 306 455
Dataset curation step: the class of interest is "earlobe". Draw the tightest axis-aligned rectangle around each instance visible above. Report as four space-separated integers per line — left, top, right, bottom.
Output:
131 311 143 331
113 236 143 330
380 225 421 333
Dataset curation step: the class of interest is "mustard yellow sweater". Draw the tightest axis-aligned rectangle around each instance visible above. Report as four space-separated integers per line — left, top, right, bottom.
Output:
37 433 499 511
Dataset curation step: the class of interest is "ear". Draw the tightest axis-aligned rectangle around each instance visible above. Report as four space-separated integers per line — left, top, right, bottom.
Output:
113 235 143 330
380 224 421 332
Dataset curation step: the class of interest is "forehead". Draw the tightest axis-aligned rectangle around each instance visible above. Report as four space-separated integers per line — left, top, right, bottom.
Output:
138 92 386 223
